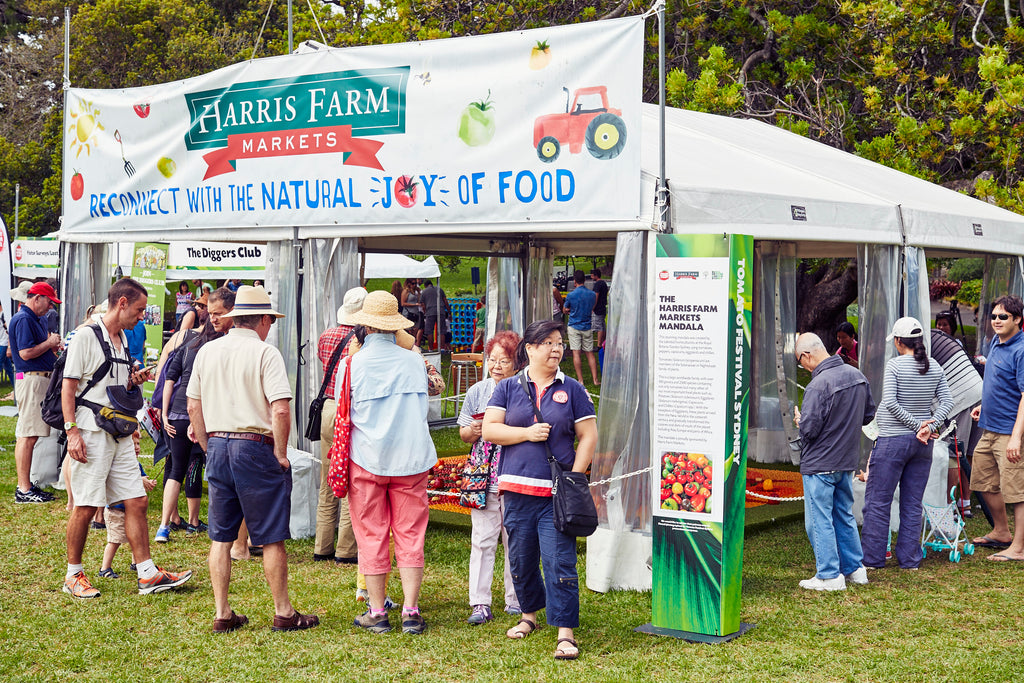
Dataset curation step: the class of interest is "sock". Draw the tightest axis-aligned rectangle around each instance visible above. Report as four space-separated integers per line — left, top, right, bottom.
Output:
66 563 84 578
402 606 420 616
369 607 386 618
959 498 971 508
136 559 158 579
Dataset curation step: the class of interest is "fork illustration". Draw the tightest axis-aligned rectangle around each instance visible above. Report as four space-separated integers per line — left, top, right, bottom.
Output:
114 129 135 176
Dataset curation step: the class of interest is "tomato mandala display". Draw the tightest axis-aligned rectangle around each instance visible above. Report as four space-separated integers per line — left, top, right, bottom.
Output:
660 451 711 513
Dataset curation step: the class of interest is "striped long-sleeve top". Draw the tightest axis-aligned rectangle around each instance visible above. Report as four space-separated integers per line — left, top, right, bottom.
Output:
877 353 954 438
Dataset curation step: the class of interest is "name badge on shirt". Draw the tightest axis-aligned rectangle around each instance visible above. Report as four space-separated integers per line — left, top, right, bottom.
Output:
553 390 568 404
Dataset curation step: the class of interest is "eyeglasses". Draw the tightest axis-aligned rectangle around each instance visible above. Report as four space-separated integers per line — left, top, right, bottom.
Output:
992 313 1012 321
796 351 809 365
487 358 512 367
528 340 562 348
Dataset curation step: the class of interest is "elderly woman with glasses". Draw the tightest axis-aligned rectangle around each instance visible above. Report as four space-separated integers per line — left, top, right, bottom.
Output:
457 331 522 626
483 319 596 661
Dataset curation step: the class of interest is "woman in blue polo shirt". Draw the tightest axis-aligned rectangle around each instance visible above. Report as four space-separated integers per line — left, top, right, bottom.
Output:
483 319 597 661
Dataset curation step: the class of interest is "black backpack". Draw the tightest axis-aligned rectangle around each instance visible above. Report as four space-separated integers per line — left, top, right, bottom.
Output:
41 324 134 431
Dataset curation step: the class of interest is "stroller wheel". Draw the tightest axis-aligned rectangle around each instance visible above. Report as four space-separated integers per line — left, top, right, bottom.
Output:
950 549 961 563
965 543 975 555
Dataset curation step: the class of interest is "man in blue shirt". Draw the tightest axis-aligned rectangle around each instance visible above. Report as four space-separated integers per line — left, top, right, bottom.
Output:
123 319 146 369
9 281 63 503
971 294 1024 561
562 270 600 386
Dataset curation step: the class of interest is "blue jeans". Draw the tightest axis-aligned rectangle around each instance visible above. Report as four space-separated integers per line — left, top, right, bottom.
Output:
0 346 14 388
502 492 579 628
861 434 932 568
803 471 863 579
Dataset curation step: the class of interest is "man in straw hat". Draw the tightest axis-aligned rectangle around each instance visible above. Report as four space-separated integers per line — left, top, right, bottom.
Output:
62 277 193 599
9 281 63 504
187 285 318 633
313 286 366 564
346 291 437 635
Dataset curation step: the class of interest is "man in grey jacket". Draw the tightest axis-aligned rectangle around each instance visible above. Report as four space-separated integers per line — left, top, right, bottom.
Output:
794 332 876 591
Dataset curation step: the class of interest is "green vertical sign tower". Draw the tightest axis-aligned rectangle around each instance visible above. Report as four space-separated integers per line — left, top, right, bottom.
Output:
638 233 752 642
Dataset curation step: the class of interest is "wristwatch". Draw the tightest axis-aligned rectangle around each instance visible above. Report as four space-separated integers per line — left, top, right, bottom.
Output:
64 421 76 431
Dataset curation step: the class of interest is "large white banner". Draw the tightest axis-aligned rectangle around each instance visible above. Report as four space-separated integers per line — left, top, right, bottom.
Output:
62 18 643 235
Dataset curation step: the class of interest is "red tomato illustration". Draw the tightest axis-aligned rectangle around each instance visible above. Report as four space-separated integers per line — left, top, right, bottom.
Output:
394 175 418 208
70 171 84 201
133 102 151 118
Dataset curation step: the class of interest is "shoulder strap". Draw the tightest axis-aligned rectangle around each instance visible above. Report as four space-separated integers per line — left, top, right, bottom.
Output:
518 370 557 464
315 330 356 401
75 324 113 402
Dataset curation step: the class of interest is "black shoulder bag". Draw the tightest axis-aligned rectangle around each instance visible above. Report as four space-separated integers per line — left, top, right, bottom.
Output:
305 330 356 441
518 372 598 537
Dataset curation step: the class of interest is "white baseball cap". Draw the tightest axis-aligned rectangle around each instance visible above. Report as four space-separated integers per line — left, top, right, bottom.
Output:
886 316 924 341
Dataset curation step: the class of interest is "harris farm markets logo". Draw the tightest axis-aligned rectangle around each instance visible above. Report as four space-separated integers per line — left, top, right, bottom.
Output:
184 67 408 180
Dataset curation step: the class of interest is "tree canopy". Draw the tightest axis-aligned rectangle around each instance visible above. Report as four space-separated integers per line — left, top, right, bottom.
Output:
4 0 1024 234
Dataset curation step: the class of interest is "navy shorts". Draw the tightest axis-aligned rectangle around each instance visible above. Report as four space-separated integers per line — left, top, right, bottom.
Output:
206 436 292 546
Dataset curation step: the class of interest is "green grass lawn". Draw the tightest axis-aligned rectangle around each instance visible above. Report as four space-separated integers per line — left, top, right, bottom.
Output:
3 382 1023 682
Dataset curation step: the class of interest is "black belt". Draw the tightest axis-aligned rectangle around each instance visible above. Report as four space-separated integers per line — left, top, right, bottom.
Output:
208 431 274 446
24 371 52 377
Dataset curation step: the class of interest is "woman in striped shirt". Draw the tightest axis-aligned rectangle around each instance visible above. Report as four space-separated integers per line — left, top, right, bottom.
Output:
861 316 954 570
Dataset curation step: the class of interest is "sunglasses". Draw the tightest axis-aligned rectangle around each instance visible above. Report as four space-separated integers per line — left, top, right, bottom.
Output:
194 303 207 309
992 313 1012 321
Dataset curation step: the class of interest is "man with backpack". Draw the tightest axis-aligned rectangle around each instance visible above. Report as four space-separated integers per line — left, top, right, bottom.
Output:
60 278 193 599
9 281 63 504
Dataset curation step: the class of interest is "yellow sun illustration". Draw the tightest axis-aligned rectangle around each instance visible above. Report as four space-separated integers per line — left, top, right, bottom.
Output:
67 99 104 158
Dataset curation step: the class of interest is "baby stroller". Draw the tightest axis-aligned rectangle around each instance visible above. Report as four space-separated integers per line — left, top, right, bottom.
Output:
921 486 975 562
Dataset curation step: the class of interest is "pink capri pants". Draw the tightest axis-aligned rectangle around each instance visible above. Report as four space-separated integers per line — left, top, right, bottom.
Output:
348 461 430 575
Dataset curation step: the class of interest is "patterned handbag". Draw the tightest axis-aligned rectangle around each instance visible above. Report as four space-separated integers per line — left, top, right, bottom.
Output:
326 357 353 498
459 439 497 509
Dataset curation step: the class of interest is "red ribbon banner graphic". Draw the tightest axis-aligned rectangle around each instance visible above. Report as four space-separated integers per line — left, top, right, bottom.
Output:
202 125 385 180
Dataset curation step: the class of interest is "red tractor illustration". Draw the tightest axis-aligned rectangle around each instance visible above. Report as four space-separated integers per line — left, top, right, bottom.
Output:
533 86 627 163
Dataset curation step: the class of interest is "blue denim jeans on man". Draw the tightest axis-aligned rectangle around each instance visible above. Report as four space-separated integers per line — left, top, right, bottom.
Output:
860 434 932 569
802 471 864 579
502 491 579 627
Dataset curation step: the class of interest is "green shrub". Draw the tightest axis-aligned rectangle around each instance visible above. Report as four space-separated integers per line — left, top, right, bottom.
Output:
956 278 982 306
947 258 984 282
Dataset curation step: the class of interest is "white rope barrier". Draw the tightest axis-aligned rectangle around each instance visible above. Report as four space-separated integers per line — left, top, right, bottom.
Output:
745 490 804 502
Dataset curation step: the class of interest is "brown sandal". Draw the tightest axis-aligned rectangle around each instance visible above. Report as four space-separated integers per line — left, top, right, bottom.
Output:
554 637 579 660
212 611 248 633
506 618 538 639
272 611 320 632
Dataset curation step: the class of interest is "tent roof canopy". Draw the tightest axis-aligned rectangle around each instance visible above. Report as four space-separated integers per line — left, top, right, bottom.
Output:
57 104 1024 257
641 104 1024 256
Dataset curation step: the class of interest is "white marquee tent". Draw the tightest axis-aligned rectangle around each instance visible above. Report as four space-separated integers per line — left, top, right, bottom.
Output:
53 21 1024 591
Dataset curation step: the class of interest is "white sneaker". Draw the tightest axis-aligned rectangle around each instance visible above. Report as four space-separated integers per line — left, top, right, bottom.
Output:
846 567 869 585
799 575 846 591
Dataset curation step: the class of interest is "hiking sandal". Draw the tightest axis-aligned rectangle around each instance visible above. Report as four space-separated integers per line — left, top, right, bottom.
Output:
506 618 538 639
554 637 579 660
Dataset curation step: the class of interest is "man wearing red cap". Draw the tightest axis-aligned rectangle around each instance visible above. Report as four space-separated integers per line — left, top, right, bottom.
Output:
8 281 63 504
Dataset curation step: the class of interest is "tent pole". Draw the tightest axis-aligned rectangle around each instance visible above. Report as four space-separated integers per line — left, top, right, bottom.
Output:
287 0 293 54
656 0 670 233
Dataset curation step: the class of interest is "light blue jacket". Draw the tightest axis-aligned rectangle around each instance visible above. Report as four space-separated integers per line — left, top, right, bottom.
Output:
345 333 437 476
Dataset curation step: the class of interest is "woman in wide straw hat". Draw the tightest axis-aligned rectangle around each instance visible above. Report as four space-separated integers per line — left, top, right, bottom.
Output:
343 291 436 635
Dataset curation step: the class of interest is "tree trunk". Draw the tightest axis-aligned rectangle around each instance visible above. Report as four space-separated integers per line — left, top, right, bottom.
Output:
796 259 858 354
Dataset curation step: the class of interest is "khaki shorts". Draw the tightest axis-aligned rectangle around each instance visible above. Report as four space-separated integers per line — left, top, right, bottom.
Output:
14 373 52 438
105 506 128 545
567 326 594 352
67 429 145 508
970 430 1024 504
